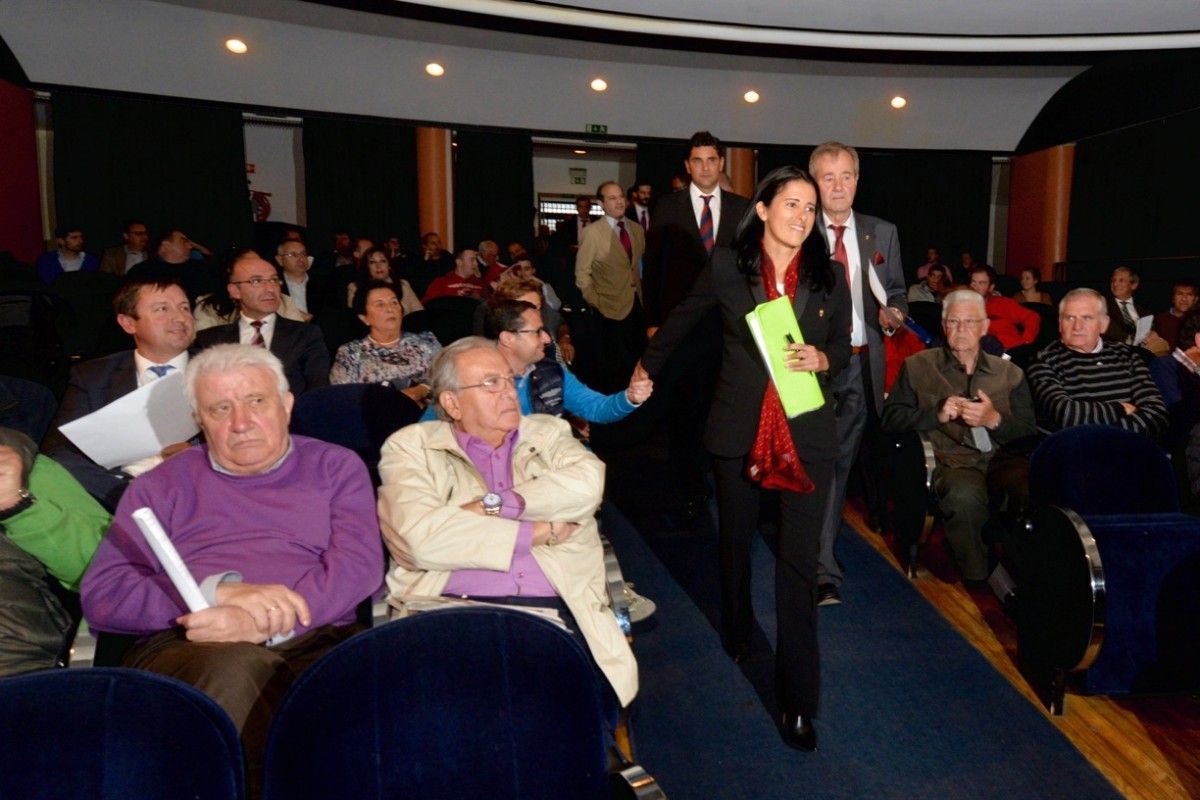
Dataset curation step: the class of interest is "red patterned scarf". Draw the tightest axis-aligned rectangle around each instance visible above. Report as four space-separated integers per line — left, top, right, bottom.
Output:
745 248 815 494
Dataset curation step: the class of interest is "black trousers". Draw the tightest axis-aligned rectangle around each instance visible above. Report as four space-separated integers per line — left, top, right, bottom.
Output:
713 455 833 718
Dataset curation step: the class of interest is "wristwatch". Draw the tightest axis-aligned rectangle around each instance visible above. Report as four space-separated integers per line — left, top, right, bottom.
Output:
0 488 35 521
481 492 503 516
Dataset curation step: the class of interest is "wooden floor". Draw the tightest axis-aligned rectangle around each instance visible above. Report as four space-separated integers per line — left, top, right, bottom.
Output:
844 506 1200 800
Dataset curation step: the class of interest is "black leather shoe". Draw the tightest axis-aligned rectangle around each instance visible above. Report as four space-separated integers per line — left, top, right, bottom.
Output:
780 713 817 751
816 583 842 606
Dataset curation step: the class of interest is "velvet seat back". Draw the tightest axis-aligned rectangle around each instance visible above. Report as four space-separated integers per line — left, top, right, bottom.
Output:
0 667 243 799
289 382 421 480
262 608 609 800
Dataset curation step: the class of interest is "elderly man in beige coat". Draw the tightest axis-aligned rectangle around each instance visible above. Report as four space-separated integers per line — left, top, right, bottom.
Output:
376 337 637 708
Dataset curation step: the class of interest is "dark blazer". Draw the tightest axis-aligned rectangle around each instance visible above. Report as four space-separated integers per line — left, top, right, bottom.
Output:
1103 295 1150 345
846 212 908 414
194 317 330 396
41 350 139 509
641 247 852 462
642 188 749 326
281 263 337 316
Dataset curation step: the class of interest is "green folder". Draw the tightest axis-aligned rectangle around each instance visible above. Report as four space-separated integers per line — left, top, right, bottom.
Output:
745 296 825 418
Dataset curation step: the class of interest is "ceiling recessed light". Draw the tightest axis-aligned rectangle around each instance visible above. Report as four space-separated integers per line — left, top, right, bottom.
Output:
891 95 908 109
743 90 760 104
225 39 248 54
590 78 608 92
425 62 445 77
574 149 587 155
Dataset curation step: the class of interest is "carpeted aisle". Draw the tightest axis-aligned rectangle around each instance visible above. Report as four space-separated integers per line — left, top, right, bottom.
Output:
601 500 1120 799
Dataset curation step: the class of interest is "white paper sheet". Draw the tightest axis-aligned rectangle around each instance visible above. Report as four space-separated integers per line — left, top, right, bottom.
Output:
1134 315 1153 345
58 371 199 469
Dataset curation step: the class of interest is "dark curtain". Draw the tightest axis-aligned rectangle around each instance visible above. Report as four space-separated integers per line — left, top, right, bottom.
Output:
1068 108 1200 262
453 129 533 251
634 140 690 204
302 117 417 253
52 91 251 256
760 145 993 282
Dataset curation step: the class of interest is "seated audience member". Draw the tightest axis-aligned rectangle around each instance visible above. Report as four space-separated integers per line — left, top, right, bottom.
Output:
916 247 951 283
907 264 949 303
1150 281 1198 353
477 239 509 288
42 275 196 510
194 249 307 331
476 274 571 363
1011 267 1053 306
1103 266 1149 346
345 246 422 314
99 219 150 276
376 338 637 711
1027 288 1167 440
403 232 454 300
35 225 100 284
881 290 1035 583
1150 310 1200 453
127 228 220 305
421 247 485 304
330 280 440 401
195 250 329 397
0 427 110 676
275 238 334 320
81 344 383 792
968 265 1039 352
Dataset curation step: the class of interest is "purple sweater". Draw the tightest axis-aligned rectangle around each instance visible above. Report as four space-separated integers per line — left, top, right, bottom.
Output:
81 436 383 636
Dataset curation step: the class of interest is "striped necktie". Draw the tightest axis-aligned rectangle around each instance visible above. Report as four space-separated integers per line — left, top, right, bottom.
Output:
699 195 714 255
250 320 266 347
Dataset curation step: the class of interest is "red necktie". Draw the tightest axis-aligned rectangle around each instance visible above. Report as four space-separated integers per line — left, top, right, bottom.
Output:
832 225 851 289
250 320 266 347
617 220 633 262
640 208 649 231
699 195 715 255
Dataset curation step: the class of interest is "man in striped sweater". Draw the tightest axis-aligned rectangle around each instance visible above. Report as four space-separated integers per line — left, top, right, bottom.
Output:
1028 288 1167 441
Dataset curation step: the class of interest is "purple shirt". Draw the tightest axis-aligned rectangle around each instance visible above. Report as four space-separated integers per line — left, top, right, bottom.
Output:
81 436 384 636
442 428 556 598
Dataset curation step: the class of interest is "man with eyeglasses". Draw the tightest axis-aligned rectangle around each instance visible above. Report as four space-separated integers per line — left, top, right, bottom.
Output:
377 337 638 718
275 238 334 320
100 219 150 276
882 289 1035 584
195 251 329 396
1027 287 1166 440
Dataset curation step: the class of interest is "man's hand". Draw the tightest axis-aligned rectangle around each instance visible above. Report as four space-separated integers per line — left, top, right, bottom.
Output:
557 337 576 364
1120 402 1138 416
214 582 310 636
0 446 26 512
401 383 431 406
645 326 659 340
878 306 904 332
532 521 579 547
177 606 269 644
626 372 653 404
937 396 963 424
959 389 1000 429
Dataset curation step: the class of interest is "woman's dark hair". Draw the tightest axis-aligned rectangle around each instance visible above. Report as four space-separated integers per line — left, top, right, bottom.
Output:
733 165 832 294
1021 266 1042 282
196 247 265 318
356 246 397 285
352 279 399 318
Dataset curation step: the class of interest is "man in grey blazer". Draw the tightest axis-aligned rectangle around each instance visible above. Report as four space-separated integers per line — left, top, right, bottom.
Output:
809 141 908 605
193 251 329 397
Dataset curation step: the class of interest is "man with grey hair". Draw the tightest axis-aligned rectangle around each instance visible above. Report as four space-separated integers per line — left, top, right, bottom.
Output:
377 337 638 712
82 343 383 793
1028 287 1167 439
882 289 1036 584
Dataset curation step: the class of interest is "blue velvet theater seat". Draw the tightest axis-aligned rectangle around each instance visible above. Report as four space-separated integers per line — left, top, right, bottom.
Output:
0 667 243 799
262 608 612 800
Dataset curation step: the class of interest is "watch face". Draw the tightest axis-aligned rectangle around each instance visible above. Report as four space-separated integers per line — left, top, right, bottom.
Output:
483 492 502 512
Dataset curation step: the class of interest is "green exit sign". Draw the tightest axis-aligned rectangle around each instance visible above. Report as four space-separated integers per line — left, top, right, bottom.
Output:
586 124 608 134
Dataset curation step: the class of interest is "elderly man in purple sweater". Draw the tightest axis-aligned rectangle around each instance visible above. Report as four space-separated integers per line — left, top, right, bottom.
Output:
82 343 383 794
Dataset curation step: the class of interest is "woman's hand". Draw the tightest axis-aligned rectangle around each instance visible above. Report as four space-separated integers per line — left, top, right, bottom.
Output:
400 383 432 406
784 343 828 373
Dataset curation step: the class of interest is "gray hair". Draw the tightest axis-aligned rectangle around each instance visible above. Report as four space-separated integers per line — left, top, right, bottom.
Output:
428 336 498 421
941 289 986 319
1058 287 1107 319
185 344 289 413
808 141 860 177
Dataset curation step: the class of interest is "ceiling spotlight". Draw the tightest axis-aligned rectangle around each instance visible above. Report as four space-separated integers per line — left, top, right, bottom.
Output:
573 149 587 155
225 39 248 54
743 90 760 104
891 95 908 109
425 62 445 77
590 78 608 92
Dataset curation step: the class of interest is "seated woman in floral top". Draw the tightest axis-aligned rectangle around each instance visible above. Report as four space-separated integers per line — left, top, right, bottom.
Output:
330 280 440 405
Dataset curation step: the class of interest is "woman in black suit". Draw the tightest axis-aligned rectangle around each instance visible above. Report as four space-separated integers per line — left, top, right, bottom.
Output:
638 166 851 751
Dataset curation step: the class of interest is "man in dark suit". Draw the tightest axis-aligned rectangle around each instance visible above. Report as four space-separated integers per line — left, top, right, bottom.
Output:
1103 266 1151 346
809 141 908 605
625 180 653 233
640 131 749 513
275 238 335 319
42 275 196 509
194 251 329 397
546 196 594 307
98 219 150 276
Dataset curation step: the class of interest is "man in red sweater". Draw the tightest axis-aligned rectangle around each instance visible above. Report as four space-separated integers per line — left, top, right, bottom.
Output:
968 265 1039 352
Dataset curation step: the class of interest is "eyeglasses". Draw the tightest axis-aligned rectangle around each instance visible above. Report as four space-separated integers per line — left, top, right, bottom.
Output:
231 276 282 288
458 375 516 393
512 327 547 337
280 251 308 259
944 318 985 329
